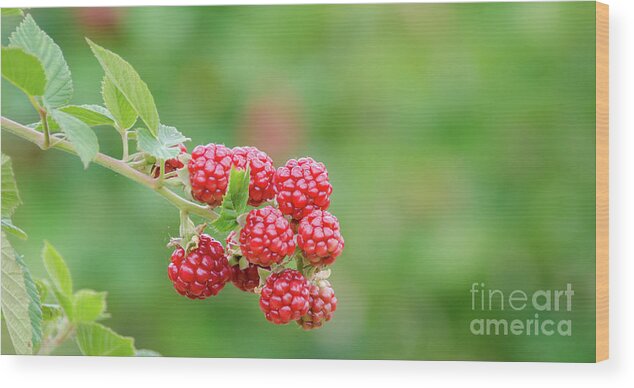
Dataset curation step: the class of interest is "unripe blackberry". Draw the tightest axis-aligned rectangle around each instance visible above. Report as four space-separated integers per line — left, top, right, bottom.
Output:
259 269 310 324
239 206 295 266
152 144 187 178
188 144 233 207
167 234 232 299
297 279 337 330
232 146 276 206
274 157 332 221
231 263 263 293
297 210 344 266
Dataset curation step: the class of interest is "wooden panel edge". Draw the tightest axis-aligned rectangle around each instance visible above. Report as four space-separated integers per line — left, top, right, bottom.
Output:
595 1 609 363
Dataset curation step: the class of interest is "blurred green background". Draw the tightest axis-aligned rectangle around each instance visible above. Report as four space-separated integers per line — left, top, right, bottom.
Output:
1 2 596 361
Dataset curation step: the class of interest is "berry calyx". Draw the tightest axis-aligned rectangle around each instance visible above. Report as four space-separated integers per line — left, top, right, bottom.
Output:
188 144 233 207
167 234 232 299
297 279 337 330
274 157 332 220
259 269 310 324
231 263 264 293
239 206 295 266
232 146 276 207
152 144 187 178
297 210 344 266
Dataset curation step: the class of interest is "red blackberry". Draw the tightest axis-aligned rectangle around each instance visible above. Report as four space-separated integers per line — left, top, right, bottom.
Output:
232 146 276 206
259 269 310 324
297 210 344 266
231 263 264 293
274 157 332 220
297 279 337 330
151 144 187 178
188 144 233 207
239 206 295 266
167 234 232 299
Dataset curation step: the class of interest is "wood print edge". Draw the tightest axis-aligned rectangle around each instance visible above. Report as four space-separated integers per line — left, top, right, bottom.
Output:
595 1 609 363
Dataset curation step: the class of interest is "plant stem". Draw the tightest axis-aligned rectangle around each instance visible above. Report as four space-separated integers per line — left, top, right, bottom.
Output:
28 95 50 148
1 116 218 221
121 130 129 160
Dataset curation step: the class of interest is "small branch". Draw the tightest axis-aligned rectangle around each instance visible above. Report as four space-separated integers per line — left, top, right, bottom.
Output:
1 116 218 221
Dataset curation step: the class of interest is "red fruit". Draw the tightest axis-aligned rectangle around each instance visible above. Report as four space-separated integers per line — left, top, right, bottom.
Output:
231 263 263 293
297 279 337 330
297 210 344 266
151 144 187 178
274 157 332 220
188 144 233 207
239 206 295 266
259 269 310 324
232 146 276 206
168 234 232 299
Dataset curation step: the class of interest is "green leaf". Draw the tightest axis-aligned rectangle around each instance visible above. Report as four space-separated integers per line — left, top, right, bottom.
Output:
41 304 63 321
101 77 137 131
2 8 24 16
1 154 22 218
35 279 49 302
212 167 250 232
76 322 135 356
41 241 74 319
1 232 43 354
9 14 73 108
87 39 159 135
1 47 46 97
49 109 99 168
136 124 188 160
58 105 115 127
1 218 27 239
73 289 107 323
135 349 161 357
1 155 27 239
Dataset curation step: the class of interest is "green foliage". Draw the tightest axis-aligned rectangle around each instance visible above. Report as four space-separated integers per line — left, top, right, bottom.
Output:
41 240 74 318
76 322 135 356
101 77 137 131
212 167 251 232
0 47 46 97
9 14 73 108
58 105 115 127
0 154 42 355
137 124 188 160
87 39 159 136
73 290 108 323
1 218 27 240
1 154 27 239
35 241 156 356
1 233 43 355
1 8 24 16
49 109 99 168
41 304 63 321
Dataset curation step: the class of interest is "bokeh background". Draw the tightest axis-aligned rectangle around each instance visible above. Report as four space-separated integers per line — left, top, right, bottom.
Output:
2 2 596 361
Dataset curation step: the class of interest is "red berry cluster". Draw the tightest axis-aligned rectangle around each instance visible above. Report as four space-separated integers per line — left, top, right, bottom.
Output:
165 144 344 329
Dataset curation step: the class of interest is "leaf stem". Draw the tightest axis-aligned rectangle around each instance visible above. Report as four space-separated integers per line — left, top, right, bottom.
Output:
121 130 129 160
28 96 50 149
1 116 218 221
